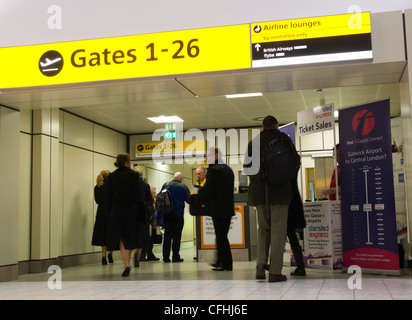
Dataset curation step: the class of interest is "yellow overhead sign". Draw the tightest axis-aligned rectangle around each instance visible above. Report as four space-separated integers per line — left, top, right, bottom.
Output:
0 24 251 89
0 12 373 89
251 12 371 43
251 12 372 67
135 140 205 158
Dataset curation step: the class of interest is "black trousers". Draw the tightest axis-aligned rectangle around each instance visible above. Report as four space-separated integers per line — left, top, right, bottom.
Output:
163 215 184 260
212 216 233 269
140 224 155 259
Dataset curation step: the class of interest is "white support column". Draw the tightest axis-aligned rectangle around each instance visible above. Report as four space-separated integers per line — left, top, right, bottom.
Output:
401 9 412 258
31 109 61 264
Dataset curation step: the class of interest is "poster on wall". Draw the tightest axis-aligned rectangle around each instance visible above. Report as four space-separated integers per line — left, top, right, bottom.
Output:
339 99 399 274
201 205 245 249
303 201 342 271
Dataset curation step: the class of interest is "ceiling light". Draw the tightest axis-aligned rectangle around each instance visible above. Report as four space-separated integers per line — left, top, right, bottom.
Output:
147 115 184 123
225 92 263 99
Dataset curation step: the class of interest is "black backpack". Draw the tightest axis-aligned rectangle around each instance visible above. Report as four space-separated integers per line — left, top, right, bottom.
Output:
261 134 298 186
155 182 174 216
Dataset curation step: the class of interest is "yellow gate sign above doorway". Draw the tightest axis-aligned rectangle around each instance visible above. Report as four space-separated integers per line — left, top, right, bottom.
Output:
0 12 373 90
0 24 251 89
135 140 205 158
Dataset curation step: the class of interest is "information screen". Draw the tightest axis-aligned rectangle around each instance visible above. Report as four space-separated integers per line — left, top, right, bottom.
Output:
251 12 372 67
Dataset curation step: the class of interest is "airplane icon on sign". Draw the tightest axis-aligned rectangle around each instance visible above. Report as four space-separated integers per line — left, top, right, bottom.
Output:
40 57 62 69
39 50 64 76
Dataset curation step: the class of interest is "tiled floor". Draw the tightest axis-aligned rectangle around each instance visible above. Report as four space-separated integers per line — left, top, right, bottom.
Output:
2 243 412 301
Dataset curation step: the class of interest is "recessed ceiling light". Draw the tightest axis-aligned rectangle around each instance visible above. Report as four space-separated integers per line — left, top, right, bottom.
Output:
225 92 263 99
147 115 184 123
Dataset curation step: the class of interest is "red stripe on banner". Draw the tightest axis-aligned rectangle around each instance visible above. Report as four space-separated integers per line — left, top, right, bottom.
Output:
343 247 399 270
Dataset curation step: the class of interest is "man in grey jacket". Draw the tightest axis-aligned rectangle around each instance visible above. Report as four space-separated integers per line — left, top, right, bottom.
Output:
244 116 300 282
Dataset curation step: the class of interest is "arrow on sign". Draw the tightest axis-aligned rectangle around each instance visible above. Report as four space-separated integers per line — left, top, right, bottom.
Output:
255 43 261 52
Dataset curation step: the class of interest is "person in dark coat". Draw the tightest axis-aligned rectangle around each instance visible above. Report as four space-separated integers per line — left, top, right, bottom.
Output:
287 181 306 276
199 147 235 271
91 169 114 265
133 166 158 266
244 115 300 282
105 153 142 277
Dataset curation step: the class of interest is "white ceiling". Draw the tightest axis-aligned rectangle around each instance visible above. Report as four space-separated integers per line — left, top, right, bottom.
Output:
0 60 406 134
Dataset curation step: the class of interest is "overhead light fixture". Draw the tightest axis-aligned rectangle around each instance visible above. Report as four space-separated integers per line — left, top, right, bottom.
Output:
225 92 263 99
147 115 184 123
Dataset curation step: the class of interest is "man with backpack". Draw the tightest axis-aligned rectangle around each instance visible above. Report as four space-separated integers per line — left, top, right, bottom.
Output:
160 172 190 263
244 116 300 282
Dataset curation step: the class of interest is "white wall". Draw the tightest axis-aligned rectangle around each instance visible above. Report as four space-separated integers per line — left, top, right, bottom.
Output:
60 111 126 256
0 107 20 268
15 109 127 266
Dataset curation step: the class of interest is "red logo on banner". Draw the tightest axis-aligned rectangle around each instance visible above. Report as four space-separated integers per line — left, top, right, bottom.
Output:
352 109 375 136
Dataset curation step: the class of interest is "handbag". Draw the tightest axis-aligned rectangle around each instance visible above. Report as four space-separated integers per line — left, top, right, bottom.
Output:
151 227 163 244
189 194 207 216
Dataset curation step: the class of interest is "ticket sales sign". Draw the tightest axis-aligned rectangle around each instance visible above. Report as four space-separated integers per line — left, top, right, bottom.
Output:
0 24 251 89
251 12 372 67
297 104 335 136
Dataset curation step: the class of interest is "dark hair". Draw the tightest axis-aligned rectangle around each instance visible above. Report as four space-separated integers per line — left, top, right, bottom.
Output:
262 115 278 130
114 153 131 168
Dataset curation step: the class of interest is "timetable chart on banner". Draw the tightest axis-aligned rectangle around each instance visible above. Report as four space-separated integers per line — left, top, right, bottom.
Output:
348 162 389 247
250 12 372 67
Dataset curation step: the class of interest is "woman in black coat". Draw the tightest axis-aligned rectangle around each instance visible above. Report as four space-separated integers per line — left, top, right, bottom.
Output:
105 153 142 277
91 169 113 265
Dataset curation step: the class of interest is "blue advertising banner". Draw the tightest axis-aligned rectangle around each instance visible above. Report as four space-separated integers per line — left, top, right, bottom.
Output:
339 99 399 274
279 122 296 144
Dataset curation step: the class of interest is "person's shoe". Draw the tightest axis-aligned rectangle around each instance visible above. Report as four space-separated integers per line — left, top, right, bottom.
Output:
134 255 139 267
172 258 184 262
290 267 306 276
163 258 171 263
212 266 232 271
108 253 113 263
268 274 287 283
122 266 131 277
256 264 266 280
148 255 160 261
102 256 107 265
140 257 148 262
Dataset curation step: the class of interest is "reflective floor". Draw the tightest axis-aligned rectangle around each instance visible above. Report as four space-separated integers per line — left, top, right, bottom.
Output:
2 243 412 301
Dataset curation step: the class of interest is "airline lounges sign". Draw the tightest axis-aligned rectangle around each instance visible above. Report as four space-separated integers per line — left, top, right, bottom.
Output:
0 12 371 89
